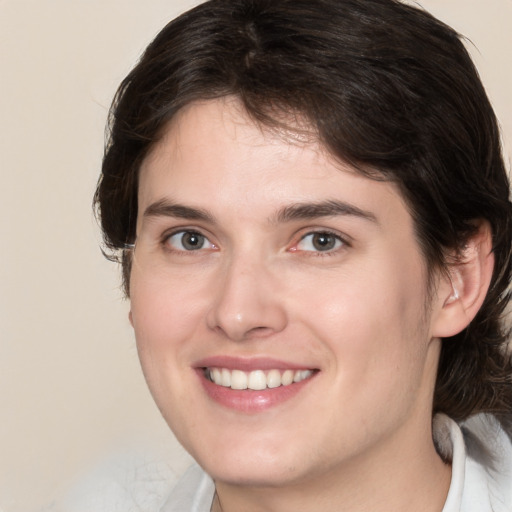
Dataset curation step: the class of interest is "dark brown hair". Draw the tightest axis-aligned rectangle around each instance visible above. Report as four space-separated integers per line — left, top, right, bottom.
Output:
95 0 512 429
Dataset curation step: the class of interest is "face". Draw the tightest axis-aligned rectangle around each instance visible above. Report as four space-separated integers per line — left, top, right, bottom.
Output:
130 98 446 489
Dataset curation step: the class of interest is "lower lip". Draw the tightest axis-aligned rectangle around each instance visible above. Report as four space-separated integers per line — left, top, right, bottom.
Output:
197 370 316 413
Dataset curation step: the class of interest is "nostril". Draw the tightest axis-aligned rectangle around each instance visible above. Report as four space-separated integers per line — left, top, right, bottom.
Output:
245 326 275 338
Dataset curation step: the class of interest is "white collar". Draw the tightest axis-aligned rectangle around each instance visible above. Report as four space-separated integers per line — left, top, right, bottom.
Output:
434 413 511 512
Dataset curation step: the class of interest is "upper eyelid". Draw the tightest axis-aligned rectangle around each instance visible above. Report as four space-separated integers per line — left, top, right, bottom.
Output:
160 225 215 242
294 227 352 246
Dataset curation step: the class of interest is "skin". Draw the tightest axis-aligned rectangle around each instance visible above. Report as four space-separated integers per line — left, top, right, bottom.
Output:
129 97 455 512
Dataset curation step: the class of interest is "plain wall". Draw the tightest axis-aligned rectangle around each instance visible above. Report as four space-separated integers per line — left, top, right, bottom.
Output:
0 1 510 511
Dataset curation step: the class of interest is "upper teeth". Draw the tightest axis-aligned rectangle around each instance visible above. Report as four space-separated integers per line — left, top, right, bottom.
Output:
207 368 313 390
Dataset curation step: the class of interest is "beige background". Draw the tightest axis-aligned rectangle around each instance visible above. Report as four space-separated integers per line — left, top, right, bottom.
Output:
0 1 510 511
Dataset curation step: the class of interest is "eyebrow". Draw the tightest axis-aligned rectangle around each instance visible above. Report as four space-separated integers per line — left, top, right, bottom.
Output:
143 199 215 223
142 198 378 225
273 199 378 224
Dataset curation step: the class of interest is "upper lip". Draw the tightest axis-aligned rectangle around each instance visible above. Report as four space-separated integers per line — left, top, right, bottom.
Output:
194 355 317 372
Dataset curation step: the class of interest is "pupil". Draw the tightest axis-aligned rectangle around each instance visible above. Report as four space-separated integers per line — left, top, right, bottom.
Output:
313 233 335 251
182 232 204 250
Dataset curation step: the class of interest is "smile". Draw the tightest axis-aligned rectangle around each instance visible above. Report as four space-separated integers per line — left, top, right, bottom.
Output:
205 367 314 390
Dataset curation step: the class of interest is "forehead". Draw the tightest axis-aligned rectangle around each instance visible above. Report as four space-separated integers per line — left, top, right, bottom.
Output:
138 97 412 233
143 98 328 181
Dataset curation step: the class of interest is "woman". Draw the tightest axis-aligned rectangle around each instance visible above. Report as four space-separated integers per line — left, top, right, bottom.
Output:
94 1 512 510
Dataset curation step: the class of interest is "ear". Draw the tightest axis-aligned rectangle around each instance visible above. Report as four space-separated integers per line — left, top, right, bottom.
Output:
431 221 494 338
128 310 134 327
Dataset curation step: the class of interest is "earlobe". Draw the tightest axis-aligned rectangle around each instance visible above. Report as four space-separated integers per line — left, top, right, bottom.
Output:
432 221 494 338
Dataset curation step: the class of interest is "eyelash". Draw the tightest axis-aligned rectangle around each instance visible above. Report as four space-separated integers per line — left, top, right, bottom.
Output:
291 230 349 256
160 228 349 257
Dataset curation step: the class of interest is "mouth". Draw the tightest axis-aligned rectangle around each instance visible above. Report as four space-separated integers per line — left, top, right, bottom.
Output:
196 357 319 412
204 367 315 390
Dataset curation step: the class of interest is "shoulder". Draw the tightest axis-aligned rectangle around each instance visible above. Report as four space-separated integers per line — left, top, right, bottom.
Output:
43 449 188 512
461 414 512 512
50 456 213 512
159 464 214 512
435 413 512 512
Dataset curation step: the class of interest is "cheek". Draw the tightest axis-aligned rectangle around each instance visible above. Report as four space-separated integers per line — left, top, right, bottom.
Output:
130 270 208 344
128 272 212 398
290 259 429 384
129 273 208 417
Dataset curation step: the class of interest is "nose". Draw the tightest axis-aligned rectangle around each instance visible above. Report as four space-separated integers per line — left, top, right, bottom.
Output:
206 255 288 342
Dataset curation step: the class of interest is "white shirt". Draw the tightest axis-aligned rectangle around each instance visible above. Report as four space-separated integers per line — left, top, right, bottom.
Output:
436 414 512 511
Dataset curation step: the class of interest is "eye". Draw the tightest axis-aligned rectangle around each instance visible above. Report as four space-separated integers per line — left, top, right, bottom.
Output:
165 230 216 252
295 231 344 253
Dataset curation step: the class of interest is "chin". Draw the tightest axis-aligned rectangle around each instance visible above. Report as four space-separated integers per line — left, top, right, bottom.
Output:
184 432 311 487
202 456 305 488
